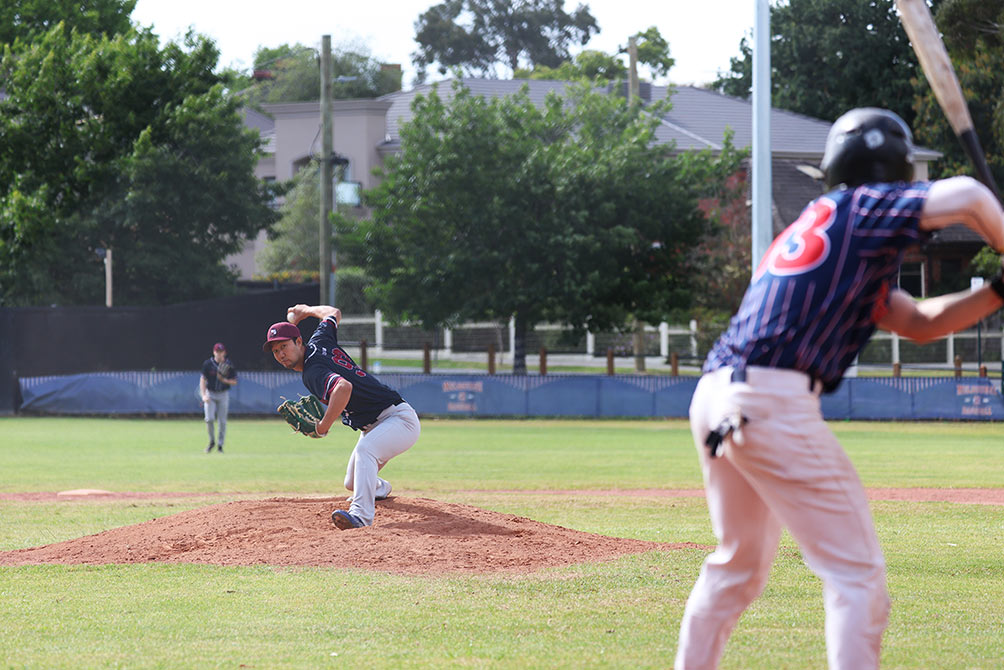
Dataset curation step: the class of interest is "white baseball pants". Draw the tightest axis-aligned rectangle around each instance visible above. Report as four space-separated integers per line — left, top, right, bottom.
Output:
343 402 420 525
675 366 889 670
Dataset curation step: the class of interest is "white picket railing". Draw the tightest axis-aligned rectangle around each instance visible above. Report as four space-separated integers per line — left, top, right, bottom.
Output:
339 312 1003 367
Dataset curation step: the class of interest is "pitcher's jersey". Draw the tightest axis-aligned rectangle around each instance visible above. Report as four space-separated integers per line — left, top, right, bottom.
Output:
704 182 932 392
302 315 403 429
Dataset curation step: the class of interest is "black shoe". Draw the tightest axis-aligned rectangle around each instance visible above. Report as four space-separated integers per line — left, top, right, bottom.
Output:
205 442 215 453
331 510 366 530
217 445 223 452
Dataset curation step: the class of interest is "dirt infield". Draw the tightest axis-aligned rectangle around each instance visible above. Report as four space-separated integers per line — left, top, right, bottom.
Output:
2 488 1000 574
0 496 704 573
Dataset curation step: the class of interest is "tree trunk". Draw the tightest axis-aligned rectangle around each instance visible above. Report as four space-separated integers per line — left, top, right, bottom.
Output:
633 318 646 372
512 312 528 375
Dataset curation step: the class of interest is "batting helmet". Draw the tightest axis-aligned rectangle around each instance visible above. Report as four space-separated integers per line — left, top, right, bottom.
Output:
820 108 915 189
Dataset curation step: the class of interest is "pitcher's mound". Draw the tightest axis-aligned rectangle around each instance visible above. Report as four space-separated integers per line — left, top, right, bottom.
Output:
0 497 703 574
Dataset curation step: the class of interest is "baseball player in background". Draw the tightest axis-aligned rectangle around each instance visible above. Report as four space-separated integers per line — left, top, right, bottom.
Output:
675 108 1004 670
264 304 420 529
200 342 237 453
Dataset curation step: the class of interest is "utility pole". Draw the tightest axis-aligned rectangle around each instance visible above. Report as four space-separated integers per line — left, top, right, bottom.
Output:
628 36 646 373
319 35 334 306
752 0 772 270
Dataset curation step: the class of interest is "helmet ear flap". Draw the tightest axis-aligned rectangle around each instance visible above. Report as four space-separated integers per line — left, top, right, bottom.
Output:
821 108 915 189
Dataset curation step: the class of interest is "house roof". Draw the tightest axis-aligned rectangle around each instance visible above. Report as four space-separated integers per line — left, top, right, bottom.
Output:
379 77 942 164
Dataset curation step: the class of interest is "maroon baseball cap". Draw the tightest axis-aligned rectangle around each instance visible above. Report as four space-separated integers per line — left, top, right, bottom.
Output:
263 322 301 351
213 342 226 352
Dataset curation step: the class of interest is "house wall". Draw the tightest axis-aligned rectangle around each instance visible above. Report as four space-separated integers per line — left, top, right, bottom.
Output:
228 100 392 280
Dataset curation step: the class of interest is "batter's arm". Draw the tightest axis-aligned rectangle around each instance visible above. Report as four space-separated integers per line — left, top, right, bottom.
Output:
317 377 353 436
920 177 1004 251
878 286 1004 344
286 304 342 326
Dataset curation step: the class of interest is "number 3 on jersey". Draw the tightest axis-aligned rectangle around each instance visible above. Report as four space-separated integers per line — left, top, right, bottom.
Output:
754 197 836 280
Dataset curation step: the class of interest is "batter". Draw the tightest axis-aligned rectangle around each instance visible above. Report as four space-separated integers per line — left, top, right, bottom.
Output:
264 304 420 530
675 108 1004 669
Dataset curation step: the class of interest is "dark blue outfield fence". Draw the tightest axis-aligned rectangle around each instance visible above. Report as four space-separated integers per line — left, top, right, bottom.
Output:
17 372 1004 421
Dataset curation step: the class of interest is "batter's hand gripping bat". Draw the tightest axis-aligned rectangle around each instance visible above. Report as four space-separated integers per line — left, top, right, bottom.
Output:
896 0 1001 200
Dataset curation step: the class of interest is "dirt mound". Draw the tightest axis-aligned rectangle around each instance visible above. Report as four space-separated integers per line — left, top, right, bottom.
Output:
0 497 701 574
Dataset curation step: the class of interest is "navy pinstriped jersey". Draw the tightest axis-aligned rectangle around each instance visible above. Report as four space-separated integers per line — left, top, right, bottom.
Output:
704 182 932 392
302 315 403 430
202 358 236 392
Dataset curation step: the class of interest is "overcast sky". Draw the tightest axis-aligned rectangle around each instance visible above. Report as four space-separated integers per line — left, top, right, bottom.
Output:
131 0 754 87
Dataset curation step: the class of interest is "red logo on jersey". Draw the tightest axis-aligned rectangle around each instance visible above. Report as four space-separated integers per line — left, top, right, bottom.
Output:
755 198 837 279
331 349 367 378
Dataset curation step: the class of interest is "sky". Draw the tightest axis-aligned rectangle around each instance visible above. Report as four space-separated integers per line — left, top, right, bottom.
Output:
130 0 755 87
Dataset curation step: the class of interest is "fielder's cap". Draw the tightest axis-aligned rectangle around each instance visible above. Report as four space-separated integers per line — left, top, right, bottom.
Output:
263 322 301 351
213 342 226 352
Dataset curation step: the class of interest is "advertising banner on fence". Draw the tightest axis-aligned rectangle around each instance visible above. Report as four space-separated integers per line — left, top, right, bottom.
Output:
17 372 1004 421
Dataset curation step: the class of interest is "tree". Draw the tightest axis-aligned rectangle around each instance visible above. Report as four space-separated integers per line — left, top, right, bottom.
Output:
338 81 745 373
257 163 322 276
514 26 673 83
714 0 933 126
0 0 134 46
412 0 599 81
912 0 1004 283
238 42 402 105
0 26 278 306
913 0 1004 181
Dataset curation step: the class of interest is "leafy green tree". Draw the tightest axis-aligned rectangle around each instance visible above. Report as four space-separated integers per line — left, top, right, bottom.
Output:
256 162 372 311
338 82 745 373
714 0 932 126
241 42 402 104
515 26 673 83
630 26 674 80
515 50 626 81
257 163 322 276
912 0 1004 286
913 0 1004 180
0 26 278 306
0 0 134 46
412 0 599 81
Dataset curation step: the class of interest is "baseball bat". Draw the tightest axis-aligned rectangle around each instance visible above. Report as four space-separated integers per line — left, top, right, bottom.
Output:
896 0 1001 200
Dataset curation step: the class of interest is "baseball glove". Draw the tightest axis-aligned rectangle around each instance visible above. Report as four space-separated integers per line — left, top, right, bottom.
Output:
217 360 233 379
277 395 325 438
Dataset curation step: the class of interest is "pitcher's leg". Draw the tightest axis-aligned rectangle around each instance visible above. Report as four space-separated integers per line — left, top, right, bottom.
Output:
347 405 420 525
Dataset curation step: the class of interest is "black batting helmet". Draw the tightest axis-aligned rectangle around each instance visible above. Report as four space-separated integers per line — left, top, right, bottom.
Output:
820 108 915 189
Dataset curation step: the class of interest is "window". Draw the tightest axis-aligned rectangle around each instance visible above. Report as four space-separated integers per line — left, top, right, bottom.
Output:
898 261 925 297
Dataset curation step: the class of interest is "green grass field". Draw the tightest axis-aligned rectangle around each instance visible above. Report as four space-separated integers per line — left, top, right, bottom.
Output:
1 417 1002 669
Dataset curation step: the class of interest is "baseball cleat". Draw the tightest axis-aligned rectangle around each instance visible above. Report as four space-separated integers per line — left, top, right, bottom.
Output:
375 484 392 501
205 442 215 453
331 510 366 530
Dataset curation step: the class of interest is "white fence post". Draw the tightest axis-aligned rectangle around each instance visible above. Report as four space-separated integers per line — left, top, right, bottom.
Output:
659 322 669 358
689 319 698 359
586 331 595 357
508 316 516 363
892 332 900 365
443 327 453 358
946 332 954 365
374 309 384 355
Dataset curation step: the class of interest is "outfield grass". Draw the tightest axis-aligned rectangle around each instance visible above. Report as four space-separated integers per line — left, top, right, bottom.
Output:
1 417 1002 669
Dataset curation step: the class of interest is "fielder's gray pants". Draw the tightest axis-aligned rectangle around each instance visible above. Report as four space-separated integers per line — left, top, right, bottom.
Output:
203 390 230 446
